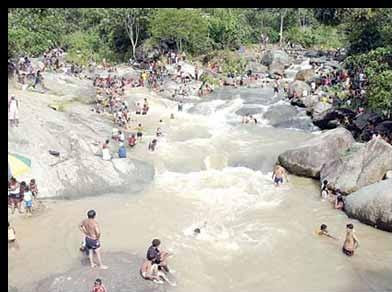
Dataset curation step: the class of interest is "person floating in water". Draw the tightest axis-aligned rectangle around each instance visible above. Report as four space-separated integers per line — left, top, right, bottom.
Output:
342 223 359 257
272 164 289 187
316 224 337 239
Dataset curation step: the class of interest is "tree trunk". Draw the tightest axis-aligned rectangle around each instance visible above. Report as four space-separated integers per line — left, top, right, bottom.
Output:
279 11 285 47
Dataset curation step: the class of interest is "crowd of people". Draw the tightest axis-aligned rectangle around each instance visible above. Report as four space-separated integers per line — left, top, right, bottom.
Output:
8 177 39 216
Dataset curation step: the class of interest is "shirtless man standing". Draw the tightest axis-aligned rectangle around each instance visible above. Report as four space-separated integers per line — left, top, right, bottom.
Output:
79 210 108 269
272 164 289 187
342 223 359 256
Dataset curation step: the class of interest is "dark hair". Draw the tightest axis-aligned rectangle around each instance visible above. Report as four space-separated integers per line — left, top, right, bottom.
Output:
30 179 36 184
320 224 327 230
105 139 109 144
152 239 160 247
10 177 17 183
337 196 344 203
323 180 328 185
95 279 102 285
87 209 96 219
20 181 27 187
346 223 354 229
194 228 201 234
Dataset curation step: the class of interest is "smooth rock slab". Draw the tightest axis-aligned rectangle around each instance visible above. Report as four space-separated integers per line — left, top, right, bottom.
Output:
344 179 392 232
278 127 355 178
30 252 171 292
320 138 392 194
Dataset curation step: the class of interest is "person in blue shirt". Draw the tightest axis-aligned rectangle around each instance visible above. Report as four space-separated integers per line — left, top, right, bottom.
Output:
118 142 127 158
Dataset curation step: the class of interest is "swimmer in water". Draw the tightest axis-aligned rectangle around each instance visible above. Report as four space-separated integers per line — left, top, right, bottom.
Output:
193 222 207 236
272 164 289 187
316 224 337 239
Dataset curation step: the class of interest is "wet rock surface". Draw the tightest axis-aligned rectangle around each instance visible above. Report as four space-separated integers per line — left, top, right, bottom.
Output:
344 179 392 232
25 252 172 292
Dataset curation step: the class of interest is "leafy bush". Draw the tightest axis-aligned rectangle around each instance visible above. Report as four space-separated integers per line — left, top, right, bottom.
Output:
286 25 344 49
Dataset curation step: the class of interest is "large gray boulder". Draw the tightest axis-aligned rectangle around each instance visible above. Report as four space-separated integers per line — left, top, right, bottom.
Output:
278 128 355 178
288 80 311 98
246 62 268 73
320 138 392 194
291 94 319 108
261 49 290 67
344 179 392 232
42 72 96 104
295 68 315 82
312 101 333 115
8 87 155 199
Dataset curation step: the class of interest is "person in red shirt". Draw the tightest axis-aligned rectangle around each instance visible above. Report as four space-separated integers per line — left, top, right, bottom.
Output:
91 279 107 292
128 134 137 148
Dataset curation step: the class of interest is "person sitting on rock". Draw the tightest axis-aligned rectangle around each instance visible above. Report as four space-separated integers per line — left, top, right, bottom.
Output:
118 142 127 158
146 239 171 273
91 278 107 292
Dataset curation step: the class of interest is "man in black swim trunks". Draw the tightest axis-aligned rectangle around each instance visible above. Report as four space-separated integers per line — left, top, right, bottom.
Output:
79 210 108 269
146 239 171 273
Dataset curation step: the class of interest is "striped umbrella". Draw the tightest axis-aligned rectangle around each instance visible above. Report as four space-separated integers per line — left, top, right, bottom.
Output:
8 152 31 178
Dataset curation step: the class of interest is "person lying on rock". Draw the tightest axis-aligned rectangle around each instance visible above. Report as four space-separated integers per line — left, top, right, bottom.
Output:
272 164 289 187
146 239 172 273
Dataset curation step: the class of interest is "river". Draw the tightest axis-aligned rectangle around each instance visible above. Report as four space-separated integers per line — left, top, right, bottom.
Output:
8 87 392 292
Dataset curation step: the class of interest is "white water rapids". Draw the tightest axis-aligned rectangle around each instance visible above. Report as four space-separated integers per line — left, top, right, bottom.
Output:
8 87 392 292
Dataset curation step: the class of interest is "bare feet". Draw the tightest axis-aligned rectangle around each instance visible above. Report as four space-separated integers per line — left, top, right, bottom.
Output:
99 265 108 270
91 263 97 268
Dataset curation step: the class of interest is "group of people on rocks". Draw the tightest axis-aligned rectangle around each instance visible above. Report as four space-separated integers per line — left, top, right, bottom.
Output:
8 177 39 216
320 180 346 211
78 209 176 289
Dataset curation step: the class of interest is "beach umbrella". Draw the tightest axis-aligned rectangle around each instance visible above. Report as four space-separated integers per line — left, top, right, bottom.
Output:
8 152 31 178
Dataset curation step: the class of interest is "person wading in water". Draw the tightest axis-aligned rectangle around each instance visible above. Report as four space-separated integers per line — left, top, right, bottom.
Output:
79 209 108 269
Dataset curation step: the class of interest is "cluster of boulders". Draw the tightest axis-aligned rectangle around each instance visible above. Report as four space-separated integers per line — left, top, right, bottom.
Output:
278 127 392 232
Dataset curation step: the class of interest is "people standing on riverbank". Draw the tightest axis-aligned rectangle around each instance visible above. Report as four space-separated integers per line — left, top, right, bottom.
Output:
8 96 19 127
23 186 33 215
79 209 108 269
272 164 289 187
342 223 359 256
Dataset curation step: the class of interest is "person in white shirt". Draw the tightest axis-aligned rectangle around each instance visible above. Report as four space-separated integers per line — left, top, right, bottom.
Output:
23 186 33 215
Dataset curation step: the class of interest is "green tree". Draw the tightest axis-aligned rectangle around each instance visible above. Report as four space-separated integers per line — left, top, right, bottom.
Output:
150 8 209 54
